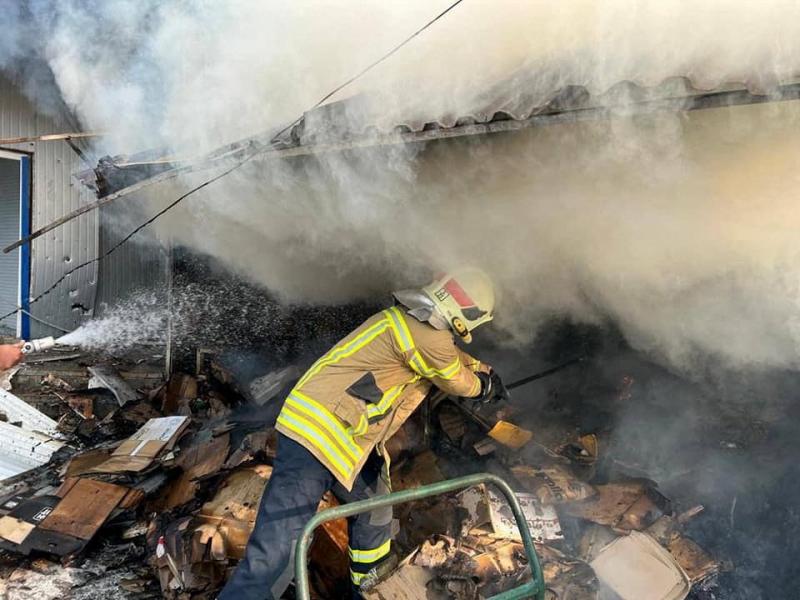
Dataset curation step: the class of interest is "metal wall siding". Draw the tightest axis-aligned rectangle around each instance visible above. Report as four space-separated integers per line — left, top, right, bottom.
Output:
0 76 98 336
0 159 20 332
94 200 167 315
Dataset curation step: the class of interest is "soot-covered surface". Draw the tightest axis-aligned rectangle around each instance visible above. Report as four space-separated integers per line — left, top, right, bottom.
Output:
471 321 799 600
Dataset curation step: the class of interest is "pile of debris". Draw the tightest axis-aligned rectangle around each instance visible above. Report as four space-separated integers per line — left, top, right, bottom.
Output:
0 349 723 599
363 395 723 600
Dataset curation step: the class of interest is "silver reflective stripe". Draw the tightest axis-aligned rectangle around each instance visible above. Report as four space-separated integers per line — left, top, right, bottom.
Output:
392 289 449 330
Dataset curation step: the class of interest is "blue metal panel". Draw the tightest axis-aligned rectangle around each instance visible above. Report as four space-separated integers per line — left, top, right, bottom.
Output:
19 156 30 339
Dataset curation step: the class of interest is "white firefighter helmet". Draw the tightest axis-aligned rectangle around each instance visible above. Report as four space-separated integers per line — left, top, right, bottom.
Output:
394 267 495 343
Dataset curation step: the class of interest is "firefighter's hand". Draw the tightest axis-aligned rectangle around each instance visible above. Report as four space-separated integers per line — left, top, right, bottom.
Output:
489 370 510 403
0 342 24 371
473 370 510 405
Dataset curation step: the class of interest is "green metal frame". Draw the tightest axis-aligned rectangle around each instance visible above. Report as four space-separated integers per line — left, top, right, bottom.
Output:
294 472 546 600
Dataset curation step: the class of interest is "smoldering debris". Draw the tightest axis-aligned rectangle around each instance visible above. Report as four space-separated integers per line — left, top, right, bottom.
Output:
0 330 739 600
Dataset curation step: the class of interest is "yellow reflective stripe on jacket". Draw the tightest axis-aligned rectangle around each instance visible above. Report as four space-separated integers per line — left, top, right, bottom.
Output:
384 307 414 352
349 539 392 563
285 392 363 462
298 318 391 388
409 351 462 380
276 408 353 480
348 413 368 436
386 307 465 381
366 384 406 421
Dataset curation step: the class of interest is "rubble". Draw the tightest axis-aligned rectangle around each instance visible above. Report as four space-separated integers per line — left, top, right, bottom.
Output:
589 532 690 600
511 464 596 505
457 484 563 544
247 366 300 406
0 351 724 599
562 481 671 533
87 365 140 407
90 416 189 474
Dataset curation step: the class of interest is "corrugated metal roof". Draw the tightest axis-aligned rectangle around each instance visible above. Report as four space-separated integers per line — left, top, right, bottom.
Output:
293 75 800 146
0 386 62 481
67 74 800 216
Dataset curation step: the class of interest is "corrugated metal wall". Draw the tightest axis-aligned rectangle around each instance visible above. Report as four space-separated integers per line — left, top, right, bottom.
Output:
0 76 169 333
0 75 98 336
94 199 169 315
0 159 20 333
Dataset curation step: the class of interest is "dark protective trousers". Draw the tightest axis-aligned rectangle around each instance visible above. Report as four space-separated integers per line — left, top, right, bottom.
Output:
218 433 392 600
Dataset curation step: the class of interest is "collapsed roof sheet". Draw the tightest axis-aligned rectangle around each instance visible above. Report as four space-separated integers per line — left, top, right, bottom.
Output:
0 421 64 480
0 388 59 435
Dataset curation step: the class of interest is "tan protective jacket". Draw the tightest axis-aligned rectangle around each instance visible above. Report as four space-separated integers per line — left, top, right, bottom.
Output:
275 306 486 490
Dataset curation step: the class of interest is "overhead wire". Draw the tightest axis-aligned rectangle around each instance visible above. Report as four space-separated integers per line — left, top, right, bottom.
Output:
0 0 467 327
269 0 466 143
0 299 70 333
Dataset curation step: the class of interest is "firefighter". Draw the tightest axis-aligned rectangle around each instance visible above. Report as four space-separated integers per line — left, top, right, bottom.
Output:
0 342 23 371
219 267 507 600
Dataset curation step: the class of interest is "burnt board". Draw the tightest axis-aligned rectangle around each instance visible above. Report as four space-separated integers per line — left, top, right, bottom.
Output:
40 478 128 540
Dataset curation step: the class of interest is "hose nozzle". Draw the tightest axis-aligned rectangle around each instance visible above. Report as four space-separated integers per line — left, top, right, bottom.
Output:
21 337 56 355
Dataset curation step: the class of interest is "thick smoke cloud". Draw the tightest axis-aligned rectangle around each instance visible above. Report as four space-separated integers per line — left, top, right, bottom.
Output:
6 1 800 149
3 1 800 373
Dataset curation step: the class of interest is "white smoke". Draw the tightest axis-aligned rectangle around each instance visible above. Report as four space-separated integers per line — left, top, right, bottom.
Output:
9 1 800 151
5 1 800 372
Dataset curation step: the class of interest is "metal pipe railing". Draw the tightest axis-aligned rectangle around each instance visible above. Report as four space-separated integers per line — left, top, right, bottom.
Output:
294 472 546 600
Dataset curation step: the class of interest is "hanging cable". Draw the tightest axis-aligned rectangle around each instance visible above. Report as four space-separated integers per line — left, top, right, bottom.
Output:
0 299 70 333
270 0 466 143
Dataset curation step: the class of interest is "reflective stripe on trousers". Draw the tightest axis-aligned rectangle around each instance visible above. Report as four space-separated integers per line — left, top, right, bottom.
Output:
347 456 392 587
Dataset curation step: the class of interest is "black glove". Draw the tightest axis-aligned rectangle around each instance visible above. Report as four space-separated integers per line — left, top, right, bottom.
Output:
474 370 510 405
490 370 510 403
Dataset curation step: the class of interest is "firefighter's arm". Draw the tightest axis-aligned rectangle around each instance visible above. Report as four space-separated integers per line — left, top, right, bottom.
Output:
409 338 482 398
0 343 23 371
455 347 491 375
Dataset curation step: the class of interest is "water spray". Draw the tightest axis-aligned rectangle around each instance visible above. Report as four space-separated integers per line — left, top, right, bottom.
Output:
21 336 57 355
